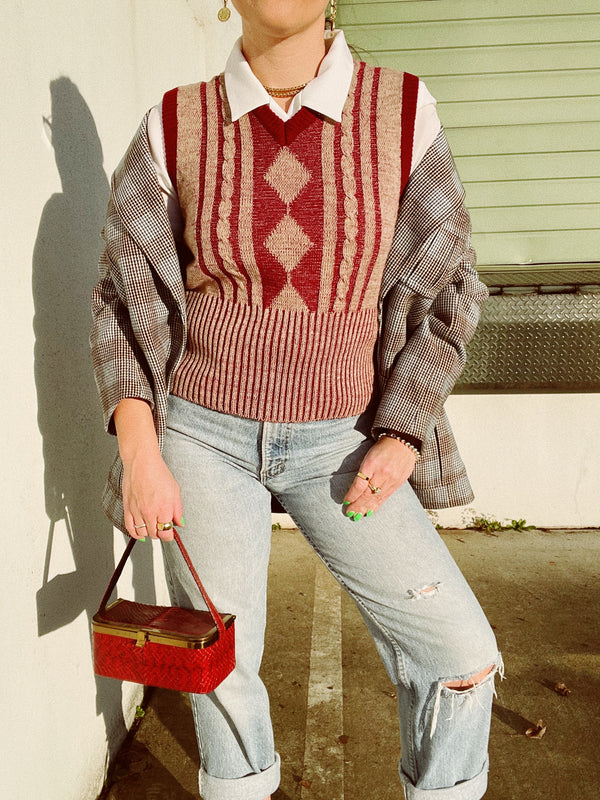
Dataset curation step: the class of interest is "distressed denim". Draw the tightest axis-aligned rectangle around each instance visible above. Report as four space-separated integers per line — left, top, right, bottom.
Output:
161 395 501 800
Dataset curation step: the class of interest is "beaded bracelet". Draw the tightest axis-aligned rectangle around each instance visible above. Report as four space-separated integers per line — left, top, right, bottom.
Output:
377 431 421 460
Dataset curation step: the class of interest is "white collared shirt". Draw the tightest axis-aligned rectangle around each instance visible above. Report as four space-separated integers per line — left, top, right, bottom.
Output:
148 29 441 233
224 30 353 123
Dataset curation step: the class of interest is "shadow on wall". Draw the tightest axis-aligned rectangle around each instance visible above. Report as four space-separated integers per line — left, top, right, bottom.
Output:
32 76 156 759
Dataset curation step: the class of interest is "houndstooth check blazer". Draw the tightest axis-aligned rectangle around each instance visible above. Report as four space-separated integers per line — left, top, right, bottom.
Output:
91 113 487 532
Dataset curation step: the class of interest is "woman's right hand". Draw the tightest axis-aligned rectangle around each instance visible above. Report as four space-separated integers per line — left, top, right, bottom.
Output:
113 398 183 541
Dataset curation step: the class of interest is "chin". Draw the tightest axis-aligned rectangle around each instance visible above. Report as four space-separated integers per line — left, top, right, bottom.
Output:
234 0 328 37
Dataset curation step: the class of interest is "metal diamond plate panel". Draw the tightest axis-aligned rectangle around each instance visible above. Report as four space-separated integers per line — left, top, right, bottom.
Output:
456 292 600 392
479 267 600 288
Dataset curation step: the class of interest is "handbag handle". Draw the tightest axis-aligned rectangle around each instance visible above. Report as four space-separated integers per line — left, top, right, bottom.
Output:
97 531 226 637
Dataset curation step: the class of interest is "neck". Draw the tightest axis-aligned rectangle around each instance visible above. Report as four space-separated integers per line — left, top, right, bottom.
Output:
240 16 327 111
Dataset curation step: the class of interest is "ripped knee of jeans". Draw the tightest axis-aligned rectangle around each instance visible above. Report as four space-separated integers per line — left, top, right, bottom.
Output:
443 664 495 691
430 653 504 738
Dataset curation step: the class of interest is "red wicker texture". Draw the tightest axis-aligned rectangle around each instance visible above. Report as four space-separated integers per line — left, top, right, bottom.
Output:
93 621 235 693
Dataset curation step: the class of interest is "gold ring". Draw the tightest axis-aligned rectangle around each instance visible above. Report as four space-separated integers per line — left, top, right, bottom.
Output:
356 471 370 481
157 521 174 531
134 523 147 529
368 482 381 495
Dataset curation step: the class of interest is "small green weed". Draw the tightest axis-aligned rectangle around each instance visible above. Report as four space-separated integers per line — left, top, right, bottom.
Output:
135 706 145 719
506 518 536 531
472 515 504 534
271 521 282 531
468 513 536 533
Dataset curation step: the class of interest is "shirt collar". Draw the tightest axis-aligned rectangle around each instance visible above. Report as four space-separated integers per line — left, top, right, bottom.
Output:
224 29 354 124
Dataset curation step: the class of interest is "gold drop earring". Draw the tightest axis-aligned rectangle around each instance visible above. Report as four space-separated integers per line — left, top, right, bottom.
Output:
218 0 231 22
327 0 337 31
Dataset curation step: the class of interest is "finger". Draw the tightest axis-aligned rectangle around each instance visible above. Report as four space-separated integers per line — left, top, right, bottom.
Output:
343 472 371 505
345 483 390 519
132 520 148 540
172 493 185 529
124 507 147 540
344 482 386 519
156 506 176 542
138 507 158 540
345 465 407 516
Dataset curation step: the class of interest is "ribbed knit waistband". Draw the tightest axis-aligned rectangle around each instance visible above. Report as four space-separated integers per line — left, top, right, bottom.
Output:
170 292 379 422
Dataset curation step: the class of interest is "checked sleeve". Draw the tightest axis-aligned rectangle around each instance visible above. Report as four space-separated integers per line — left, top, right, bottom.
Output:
373 129 488 445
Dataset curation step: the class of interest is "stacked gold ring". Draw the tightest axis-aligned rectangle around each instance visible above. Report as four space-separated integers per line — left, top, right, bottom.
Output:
357 471 381 494
157 521 174 531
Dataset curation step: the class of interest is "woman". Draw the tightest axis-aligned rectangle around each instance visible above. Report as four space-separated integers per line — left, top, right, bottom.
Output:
91 2 501 798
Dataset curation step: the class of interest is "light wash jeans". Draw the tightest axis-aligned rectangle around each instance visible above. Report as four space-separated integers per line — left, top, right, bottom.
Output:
161 395 501 800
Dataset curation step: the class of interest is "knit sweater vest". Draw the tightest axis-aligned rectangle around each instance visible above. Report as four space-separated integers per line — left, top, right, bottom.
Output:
163 62 418 422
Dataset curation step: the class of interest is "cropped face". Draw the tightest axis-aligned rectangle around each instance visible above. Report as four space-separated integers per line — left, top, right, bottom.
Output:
232 0 330 38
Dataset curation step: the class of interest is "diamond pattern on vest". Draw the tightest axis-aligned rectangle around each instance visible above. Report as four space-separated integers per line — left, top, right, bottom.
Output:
265 214 312 272
264 147 313 310
265 147 311 205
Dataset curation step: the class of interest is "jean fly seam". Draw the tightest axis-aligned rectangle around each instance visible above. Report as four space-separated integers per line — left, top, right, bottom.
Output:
260 422 292 483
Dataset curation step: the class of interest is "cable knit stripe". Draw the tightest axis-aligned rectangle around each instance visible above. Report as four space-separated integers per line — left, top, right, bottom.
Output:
333 62 362 312
198 79 233 297
175 83 218 294
237 114 263 306
359 65 384 307
216 80 244 304
318 119 338 312
349 65 376 312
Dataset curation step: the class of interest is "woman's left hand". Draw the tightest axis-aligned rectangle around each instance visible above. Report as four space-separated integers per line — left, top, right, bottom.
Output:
342 436 418 519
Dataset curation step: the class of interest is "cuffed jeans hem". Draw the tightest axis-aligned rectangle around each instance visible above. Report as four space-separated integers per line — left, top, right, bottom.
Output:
199 753 280 800
400 757 488 800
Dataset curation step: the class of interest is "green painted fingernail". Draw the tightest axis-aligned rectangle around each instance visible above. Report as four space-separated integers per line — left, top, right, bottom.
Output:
181 517 186 526
347 511 355 519
343 501 350 506
354 513 363 521
366 510 373 518
139 537 146 542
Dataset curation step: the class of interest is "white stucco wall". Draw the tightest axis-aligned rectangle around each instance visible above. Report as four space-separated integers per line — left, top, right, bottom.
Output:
1 3 598 800
434 393 599 529
0 3 240 799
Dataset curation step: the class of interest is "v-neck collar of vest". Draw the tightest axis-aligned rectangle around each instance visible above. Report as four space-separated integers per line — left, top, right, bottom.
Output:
251 104 323 146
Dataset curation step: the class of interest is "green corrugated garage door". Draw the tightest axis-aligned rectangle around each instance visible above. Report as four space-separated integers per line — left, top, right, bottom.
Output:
337 0 600 272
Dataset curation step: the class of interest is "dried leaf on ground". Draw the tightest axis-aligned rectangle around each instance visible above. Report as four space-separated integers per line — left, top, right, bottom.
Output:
525 720 547 739
554 682 571 696
337 734 349 744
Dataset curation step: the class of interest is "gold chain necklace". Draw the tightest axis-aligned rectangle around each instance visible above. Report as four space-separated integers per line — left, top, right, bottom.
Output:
262 82 309 98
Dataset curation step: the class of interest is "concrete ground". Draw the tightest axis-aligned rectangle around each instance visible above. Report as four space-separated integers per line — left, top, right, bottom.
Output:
99 527 600 800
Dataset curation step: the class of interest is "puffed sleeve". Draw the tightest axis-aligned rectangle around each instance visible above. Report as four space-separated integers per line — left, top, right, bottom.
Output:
373 127 488 444
90 193 155 436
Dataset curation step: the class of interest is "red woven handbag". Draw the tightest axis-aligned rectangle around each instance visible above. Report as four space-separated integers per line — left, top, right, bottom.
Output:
92 530 235 693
